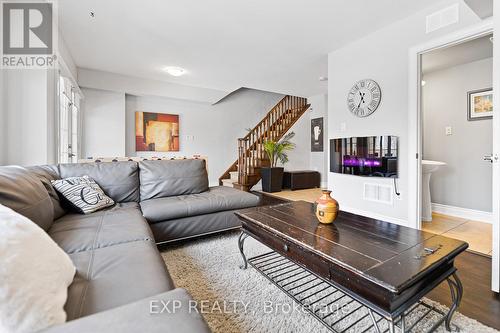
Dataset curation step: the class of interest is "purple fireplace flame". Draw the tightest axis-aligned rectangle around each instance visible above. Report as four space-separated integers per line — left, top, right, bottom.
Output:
343 157 381 167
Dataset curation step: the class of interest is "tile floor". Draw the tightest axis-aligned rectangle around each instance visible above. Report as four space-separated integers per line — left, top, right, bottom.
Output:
261 188 493 257
422 213 492 257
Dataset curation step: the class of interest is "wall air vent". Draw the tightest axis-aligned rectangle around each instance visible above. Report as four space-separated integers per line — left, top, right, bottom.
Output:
426 4 459 34
363 183 393 205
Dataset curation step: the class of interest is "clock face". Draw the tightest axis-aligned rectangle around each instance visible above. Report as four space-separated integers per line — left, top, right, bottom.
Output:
347 79 381 117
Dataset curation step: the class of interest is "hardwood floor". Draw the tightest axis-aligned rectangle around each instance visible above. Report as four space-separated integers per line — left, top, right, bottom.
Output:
255 192 500 330
428 252 500 330
257 188 323 203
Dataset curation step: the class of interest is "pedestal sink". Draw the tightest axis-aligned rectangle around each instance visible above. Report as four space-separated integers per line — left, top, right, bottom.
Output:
421 160 446 222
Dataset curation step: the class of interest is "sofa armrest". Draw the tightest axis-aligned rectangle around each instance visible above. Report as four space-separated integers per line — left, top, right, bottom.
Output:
41 288 211 333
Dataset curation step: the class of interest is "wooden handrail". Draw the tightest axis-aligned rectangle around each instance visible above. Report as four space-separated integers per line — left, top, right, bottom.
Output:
240 95 288 142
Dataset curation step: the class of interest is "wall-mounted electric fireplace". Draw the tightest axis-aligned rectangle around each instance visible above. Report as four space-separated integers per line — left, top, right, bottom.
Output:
330 136 398 178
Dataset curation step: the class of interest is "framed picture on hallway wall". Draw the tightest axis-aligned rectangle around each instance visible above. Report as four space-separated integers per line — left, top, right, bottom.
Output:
468 88 493 121
311 117 324 152
135 112 180 151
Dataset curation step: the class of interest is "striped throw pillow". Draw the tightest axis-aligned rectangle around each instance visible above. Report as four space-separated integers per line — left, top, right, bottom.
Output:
51 176 114 214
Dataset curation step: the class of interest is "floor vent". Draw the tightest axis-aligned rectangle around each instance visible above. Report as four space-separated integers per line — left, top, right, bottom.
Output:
426 4 459 34
363 183 393 205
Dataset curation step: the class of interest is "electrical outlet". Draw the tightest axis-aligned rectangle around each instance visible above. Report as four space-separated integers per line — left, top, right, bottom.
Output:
445 126 452 136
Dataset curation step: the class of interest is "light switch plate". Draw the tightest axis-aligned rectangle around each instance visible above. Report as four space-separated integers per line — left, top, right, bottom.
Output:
445 126 452 136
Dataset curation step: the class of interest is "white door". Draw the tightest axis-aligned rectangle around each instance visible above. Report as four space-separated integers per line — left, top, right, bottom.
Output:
492 2 500 292
58 75 81 164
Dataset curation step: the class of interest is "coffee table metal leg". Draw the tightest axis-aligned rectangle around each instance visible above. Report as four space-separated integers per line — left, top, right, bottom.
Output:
238 231 249 269
444 272 463 331
388 320 396 333
368 310 382 333
400 314 406 332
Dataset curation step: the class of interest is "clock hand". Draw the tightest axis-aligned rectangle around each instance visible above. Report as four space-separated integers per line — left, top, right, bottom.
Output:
357 91 364 107
357 92 366 107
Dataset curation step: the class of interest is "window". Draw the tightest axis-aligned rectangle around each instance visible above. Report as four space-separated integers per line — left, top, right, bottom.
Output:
58 75 81 163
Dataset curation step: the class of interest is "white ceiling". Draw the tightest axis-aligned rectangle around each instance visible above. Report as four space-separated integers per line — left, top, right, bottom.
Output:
59 0 438 97
422 34 493 74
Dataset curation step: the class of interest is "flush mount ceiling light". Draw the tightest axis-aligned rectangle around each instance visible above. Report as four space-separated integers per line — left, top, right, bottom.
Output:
163 66 186 77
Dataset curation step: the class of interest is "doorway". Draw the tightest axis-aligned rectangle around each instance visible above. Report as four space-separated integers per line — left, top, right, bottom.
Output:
407 19 499 292
420 34 493 257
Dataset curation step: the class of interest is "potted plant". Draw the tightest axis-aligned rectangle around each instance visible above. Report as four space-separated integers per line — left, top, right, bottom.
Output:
261 132 295 192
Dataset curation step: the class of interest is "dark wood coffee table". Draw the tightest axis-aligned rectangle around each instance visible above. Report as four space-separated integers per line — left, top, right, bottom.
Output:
235 201 468 333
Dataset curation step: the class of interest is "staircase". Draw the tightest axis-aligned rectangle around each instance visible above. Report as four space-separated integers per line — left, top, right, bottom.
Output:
219 95 310 191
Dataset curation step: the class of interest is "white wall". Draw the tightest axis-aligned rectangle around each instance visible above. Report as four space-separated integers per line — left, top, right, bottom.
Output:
58 34 78 83
81 88 126 158
0 69 5 165
423 58 492 212
282 112 311 172
0 25 78 166
279 94 329 181
309 94 328 187
2 69 57 166
327 0 481 225
120 89 287 185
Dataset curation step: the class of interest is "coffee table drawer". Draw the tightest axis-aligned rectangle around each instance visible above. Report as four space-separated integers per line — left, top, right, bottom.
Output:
243 221 331 279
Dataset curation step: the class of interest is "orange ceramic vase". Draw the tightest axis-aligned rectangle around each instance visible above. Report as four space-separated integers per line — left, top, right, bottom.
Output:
315 190 339 224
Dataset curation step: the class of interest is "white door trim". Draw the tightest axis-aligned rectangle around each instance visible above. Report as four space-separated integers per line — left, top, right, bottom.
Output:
492 2 500 293
407 18 497 291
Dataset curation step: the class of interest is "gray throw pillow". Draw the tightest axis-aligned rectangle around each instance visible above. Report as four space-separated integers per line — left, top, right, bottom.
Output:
51 176 115 214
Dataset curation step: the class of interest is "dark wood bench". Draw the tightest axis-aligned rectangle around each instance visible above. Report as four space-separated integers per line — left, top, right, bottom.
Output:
282 170 320 190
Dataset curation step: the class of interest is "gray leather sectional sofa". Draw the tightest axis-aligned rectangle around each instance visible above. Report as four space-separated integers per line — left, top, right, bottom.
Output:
0 159 260 332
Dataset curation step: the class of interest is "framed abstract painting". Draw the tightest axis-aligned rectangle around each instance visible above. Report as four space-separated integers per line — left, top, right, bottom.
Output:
135 112 179 152
467 88 493 121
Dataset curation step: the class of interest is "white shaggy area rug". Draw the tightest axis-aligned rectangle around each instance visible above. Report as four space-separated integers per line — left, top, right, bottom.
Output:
160 231 498 333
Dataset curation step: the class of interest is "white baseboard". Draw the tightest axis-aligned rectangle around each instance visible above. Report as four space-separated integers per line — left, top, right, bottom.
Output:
341 205 408 226
431 203 493 224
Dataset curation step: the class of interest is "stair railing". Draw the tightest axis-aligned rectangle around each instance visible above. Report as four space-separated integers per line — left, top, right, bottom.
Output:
236 95 308 186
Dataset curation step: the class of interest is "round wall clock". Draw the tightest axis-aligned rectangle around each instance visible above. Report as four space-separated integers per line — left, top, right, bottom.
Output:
347 79 381 117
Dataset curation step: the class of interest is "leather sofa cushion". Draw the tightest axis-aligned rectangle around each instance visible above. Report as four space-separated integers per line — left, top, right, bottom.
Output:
43 288 212 333
141 186 260 223
150 210 242 243
42 289 211 333
65 240 174 320
59 162 140 203
0 166 54 231
139 159 208 200
49 202 154 254
26 165 66 220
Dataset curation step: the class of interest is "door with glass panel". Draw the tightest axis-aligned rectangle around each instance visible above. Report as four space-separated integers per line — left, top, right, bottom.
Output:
58 75 81 163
